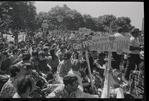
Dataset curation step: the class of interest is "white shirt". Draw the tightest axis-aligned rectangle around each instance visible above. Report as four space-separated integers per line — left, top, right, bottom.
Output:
114 33 124 37
129 36 140 54
13 93 21 98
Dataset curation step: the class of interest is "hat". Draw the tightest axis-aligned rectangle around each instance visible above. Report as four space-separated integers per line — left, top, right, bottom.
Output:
43 46 49 51
63 51 71 60
131 28 142 34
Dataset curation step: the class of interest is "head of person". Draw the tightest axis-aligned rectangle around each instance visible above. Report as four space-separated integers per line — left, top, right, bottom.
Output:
63 51 72 61
71 59 81 71
63 75 79 91
98 52 106 60
43 46 49 54
80 60 87 72
13 49 20 56
23 63 33 75
92 51 98 59
50 48 55 56
38 51 45 60
9 64 28 80
32 50 38 59
22 53 31 62
15 75 36 97
73 51 79 59
131 28 142 38
117 27 123 33
60 45 66 52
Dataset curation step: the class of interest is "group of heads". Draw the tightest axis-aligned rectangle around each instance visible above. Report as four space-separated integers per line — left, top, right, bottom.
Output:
9 63 43 97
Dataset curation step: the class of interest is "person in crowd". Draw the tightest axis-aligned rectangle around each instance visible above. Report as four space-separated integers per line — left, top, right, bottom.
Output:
112 27 125 70
43 46 50 57
47 75 99 98
10 49 21 65
0 64 27 98
93 52 106 77
101 58 124 98
72 51 79 59
30 50 39 69
47 48 59 74
56 45 67 62
21 53 31 64
0 52 12 74
67 59 83 91
129 59 144 98
13 74 37 98
29 43 37 55
79 60 96 93
57 51 72 78
36 51 51 78
124 28 142 81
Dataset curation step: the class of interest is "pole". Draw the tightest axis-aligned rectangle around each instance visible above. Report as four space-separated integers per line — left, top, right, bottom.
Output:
85 50 94 93
107 51 112 98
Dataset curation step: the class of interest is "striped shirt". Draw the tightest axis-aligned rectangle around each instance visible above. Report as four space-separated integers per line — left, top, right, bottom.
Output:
130 70 144 97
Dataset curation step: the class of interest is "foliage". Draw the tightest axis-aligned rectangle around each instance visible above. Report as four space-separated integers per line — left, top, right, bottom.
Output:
0 1 37 31
0 2 134 35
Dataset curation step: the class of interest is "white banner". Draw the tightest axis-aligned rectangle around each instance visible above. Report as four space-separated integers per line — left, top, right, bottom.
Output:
91 35 130 54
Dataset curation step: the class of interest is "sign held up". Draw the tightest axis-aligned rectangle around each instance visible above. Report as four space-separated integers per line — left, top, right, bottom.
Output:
91 35 130 54
70 39 92 51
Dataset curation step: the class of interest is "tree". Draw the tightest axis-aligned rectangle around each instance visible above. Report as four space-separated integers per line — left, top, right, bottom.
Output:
97 15 116 33
83 14 97 31
114 17 134 33
0 1 37 31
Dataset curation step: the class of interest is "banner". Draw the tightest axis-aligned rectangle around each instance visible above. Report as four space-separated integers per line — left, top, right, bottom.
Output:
91 35 130 54
70 39 92 51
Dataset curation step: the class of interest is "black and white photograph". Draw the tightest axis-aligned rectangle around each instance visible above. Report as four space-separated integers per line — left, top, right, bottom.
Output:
0 1 144 99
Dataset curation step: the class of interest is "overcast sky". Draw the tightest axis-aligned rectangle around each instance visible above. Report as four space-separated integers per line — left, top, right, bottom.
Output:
34 2 144 30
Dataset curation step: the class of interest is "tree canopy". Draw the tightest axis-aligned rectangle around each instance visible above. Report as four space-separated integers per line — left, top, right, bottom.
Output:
0 2 134 34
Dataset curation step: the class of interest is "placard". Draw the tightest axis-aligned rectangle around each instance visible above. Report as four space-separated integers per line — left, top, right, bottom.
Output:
70 39 92 51
91 35 130 54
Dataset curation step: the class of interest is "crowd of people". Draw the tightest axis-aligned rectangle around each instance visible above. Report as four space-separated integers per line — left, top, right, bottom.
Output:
0 27 144 98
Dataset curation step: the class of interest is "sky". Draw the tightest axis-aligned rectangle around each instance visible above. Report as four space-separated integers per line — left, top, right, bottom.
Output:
34 2 144 30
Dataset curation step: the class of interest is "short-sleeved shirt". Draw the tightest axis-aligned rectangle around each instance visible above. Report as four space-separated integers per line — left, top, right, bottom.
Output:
129 36 140 54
